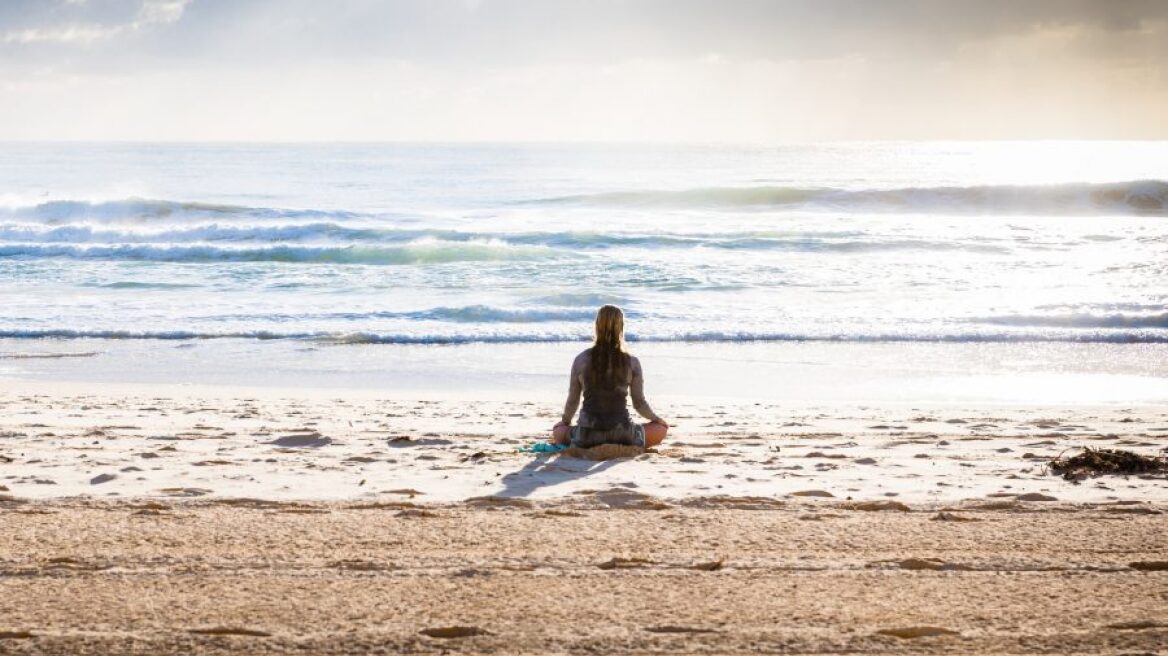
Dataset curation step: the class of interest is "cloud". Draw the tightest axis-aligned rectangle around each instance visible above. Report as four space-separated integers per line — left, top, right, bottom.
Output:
2 0 189 45
0 0 1164 140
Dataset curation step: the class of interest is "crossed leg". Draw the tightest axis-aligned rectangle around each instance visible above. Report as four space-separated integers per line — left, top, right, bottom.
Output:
550 421 667 447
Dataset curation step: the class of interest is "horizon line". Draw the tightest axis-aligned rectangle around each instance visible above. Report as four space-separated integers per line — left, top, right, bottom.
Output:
2 138 1166 146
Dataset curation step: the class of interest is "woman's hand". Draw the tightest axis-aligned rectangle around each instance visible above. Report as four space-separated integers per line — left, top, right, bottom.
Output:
650 417 669 429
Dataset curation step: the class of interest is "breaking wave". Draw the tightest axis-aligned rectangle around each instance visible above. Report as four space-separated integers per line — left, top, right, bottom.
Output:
536 180 1168 215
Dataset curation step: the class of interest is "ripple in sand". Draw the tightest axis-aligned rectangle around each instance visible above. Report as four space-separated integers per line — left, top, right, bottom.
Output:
881 558 971 571
931 512 981 522
420 626 488 639
396 508 440 518
843 500 910 512
573 488 671 510
329 559 394 571
159 487 213 497
679 496 786 510
877 626 959 639
464 496 532 509
1106 620 1167 630
597 557 655 570
189 627 271 637
388 436 453 447
43 557 110 572
384 488 424 496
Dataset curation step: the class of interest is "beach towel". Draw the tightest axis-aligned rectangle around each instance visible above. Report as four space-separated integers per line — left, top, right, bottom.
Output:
517 441 569 454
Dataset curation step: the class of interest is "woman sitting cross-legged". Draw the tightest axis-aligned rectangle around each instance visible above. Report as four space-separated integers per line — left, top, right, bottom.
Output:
552 305 668 448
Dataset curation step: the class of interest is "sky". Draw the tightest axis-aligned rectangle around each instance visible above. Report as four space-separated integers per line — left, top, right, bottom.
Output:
1 0 1166 142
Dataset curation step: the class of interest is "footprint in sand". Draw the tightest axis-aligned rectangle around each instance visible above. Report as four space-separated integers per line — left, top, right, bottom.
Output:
1015 493 1057 502
267 434 331 448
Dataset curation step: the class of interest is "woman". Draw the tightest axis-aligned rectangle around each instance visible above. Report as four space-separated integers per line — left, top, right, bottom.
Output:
553 305 668 448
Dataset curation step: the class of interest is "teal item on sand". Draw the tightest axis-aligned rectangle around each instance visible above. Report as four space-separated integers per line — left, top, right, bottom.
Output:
518 442 568 454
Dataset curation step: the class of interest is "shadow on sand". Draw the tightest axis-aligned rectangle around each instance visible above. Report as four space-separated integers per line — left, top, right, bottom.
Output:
497 445 644 498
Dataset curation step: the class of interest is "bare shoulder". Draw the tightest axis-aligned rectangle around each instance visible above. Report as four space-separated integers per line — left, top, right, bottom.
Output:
572 348 592 368
627 353 644 373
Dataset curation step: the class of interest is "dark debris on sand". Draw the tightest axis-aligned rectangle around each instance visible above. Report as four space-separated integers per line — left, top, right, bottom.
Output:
1048 448 1167 482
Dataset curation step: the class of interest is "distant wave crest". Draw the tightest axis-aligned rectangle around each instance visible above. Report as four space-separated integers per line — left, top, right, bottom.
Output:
973 312 1168 329
0 241 552 265
0 198 357 224
201 305 605 324
0 222 1011 256
3 328 1166 344
534 180 1168 215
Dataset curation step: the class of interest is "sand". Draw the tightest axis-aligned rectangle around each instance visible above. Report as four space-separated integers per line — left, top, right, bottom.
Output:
1 380 1166 654
2 498 1166 654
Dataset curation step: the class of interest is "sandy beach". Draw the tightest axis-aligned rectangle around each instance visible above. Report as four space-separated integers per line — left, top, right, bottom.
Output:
2 380 1166 654
2 497 1166 655
4 0 1168 652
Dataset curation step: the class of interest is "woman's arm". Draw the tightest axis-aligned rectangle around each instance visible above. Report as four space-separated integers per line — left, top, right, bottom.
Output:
560 353 584 426
629 357 663 423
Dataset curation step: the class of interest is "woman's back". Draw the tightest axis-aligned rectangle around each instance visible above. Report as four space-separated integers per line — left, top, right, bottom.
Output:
553 305 668 448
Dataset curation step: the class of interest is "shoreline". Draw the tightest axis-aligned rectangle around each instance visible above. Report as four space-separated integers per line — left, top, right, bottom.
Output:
3 338 1168 406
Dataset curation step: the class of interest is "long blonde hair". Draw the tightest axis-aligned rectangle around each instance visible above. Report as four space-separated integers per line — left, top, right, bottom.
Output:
591 305 629 387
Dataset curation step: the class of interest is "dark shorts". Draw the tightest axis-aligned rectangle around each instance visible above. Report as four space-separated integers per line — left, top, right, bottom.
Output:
569 422 646 448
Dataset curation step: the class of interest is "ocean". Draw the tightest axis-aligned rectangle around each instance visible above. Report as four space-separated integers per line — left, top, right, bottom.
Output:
2 141 1167 403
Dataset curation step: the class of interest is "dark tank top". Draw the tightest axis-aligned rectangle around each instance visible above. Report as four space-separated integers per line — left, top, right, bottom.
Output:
581 374 632 430
561 347 658 431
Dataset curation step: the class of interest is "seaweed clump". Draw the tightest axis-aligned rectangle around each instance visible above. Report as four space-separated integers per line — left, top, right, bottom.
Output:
1049 448 1167 482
